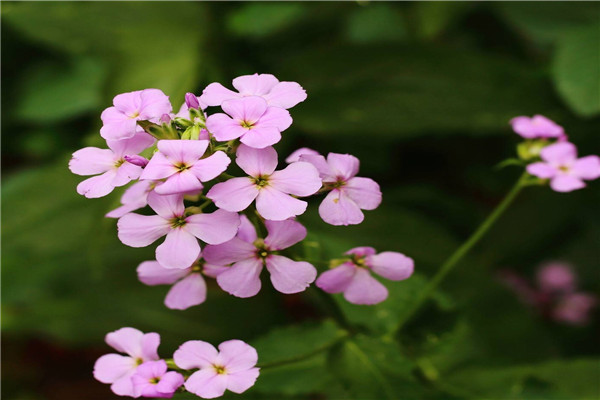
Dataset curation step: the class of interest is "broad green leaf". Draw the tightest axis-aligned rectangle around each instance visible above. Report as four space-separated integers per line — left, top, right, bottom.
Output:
254 354 333 395
345 3 407 43
226 3 307 38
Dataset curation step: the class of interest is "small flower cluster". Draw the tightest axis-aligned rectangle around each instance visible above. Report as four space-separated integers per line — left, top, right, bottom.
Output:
499 262 597 326
510 115 600 192
94 327 259 399
70 74 415 397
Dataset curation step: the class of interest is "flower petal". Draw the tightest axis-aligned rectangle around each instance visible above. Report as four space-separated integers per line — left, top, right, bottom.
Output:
345 247 376 257
318 190 364 226
368 252 414 281
117 214 170 247
174 340 219 369
285 147 319 164
255 106 292 131
344 177 382 210
264 219 307 250
105 327 144 357
316 263 357 294
155 371 185 395
239 126 282 149
76 170 118 198
200 82 240 106
218 340 258 373
269 161 322 196
108 131 155 157
141 332 160 361
299 154 336 181
139 88 172 119
100 107 138 140
165 273 207 310
206 113 248 142
186 209 240 244
256 187 308 221
157 139 209 164
156 229 201 269
216 258 263 298
147 191 185 218
540 142 577 164
344 269 388 305
527 162 557 179
141 151 178 180
236 144 278 177
327 153 359 180
191 151 231 182
571 155 600 180
222 96 268 123
69 147 114 176
237 215 258 243
113 162 143 187
154 170 203 195
232 73 279 96
203 238 257 265
184 370 228 399
227 368 260 394
550 175 586 192
110 371 137 397
207 178 259 212
93 354 136 384
137 261 189 285
266 255 316 294
264 81 307 109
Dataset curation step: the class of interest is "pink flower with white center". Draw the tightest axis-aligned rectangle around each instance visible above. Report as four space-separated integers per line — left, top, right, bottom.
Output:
200 73 306 110
536 262 576 294
106 180 155 219
207 145 321 221
137 259 227 310
552 292 597 326
285 147 319 163
510 115 566 139
203 216 317 298
316 247 414 305
69 131 154 198
117 191 240 269
300 152 382 226
526 142 600 192
205 96 292 149
140 140 230 195
131 360 184 399
101 89 172 140
93 327 160 397
174 340 260 399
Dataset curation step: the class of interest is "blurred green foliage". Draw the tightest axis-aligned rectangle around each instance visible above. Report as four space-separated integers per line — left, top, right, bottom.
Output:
2 2 599 400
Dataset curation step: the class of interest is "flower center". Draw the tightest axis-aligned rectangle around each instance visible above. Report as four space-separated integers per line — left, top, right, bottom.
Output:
254 239 270 259
114 158 125 168
129 111 140 119
149 377 160 384
176 162 191 172
170 216 187 228
351 255 369 268
559 165 570 173
251 176 270 188
213 365 227 375
135 358 143 365
241 120 254 129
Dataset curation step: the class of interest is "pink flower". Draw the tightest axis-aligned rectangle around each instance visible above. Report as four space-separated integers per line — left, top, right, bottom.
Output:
200 73 306 109
536 262 576 294
285 147 319 163
300 152 381 225
93 327 160 397
207 145 321 221
316 247 414 305
137 259 227 310
203 216 317 298
140 140 230 195
101 89 172 140
174 339 260 399
131 360 184 399
552 292 597 326
117 192 240 269
205 96 292 148
526 142 600 192
106 181 155 219
69 131 154 198
510 115 565 139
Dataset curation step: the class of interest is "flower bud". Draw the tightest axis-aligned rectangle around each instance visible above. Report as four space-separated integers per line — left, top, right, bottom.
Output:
124 155 149 167
185 92 200 109
160 113 171 124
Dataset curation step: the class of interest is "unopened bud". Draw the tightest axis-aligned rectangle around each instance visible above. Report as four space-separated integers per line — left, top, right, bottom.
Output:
185 93 200 109
124 155 149 167
160 114 172 124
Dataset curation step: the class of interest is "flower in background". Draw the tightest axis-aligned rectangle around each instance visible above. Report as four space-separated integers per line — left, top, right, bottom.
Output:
101 89 172 140
510 115 565 140
131 360 184 398
316 247 414 305
174 339 260 399
203 216 317 298
552 293 597 326
93 327 160 397
536 262 576 294
526 142 600 192
201 73 307 109
285 147 319 163
69 131 154 198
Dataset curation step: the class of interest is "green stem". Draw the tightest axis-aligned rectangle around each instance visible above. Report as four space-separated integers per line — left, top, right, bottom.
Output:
392 171 529 335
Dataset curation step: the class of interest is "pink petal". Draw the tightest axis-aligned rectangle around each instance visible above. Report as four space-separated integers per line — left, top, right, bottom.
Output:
255 106 292 131
227 368 260 394
105 327 144 357
186 210 241 244
120 181 153 205
527 162 557 179
100 107 138 140
285 147 319 164
156 228 201 269
154 170 203 195
540 142 577 164
550 175 586 192
299 154 335 181
139 88 172 119
110 372 137 397
191 151 231 182
316 263 357 293
344 269 388 305
137 261 189 286
264 219 307 250
232 73 279 96
147 192 185 218
141 332 161 361
106 201 147 219
264 81 307 109
157 139 209 164
206 113 248 142
203 264 229 278
207 178 258 212
203 238 257 265
236 144 278 177
266 255 317 294
256 187 308 221
107 130 155 157
222 96 268 123
112 162 143 187
537 262 576 293
113 91 141 113
174 340 219 369
368 252 414 281
237 215 258 243
571 155 600 180
165 273 207 310
318 189 364 226
216 258 263 298
76 170 118 198
117 214 170 247
69 147 114 176
155 371 185 395
327 153 359 180
218 340 258 373
142 151 178 180
269 161 322 196
239 126 282 149
93 353 136 384
184 369 228 399
345 247 377 257
344 177 381 210
200 82 240 106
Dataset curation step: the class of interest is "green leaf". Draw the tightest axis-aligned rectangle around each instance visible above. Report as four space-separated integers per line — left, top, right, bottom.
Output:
344 4 407 43
226 3 307 38
552 26 600 117
254 354 333 395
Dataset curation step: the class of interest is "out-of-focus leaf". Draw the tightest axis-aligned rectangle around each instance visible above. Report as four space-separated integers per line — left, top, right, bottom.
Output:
345 3 407 43
413 2 473 40
254 354 332 396
552 26 600 117
226 3 307 38
16 57 107 122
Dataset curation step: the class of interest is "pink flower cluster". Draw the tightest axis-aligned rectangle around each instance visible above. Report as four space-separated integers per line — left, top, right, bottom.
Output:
510 115 600 192
499 262 597 326
94 327 259 399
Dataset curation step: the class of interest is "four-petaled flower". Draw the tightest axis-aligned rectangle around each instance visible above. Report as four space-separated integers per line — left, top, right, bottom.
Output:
174 339 260 399
207 145 321 221
117 192 240 269
131 360 184 399
510 115 565 140
316 247 414 305
204 216 317 298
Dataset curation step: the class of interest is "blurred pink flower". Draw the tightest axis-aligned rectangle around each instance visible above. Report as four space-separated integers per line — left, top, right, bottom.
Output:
510 115 565 139
131 360 184 398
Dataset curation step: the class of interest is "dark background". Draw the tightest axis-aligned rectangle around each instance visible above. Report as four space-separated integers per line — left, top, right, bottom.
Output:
2 2 599 399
